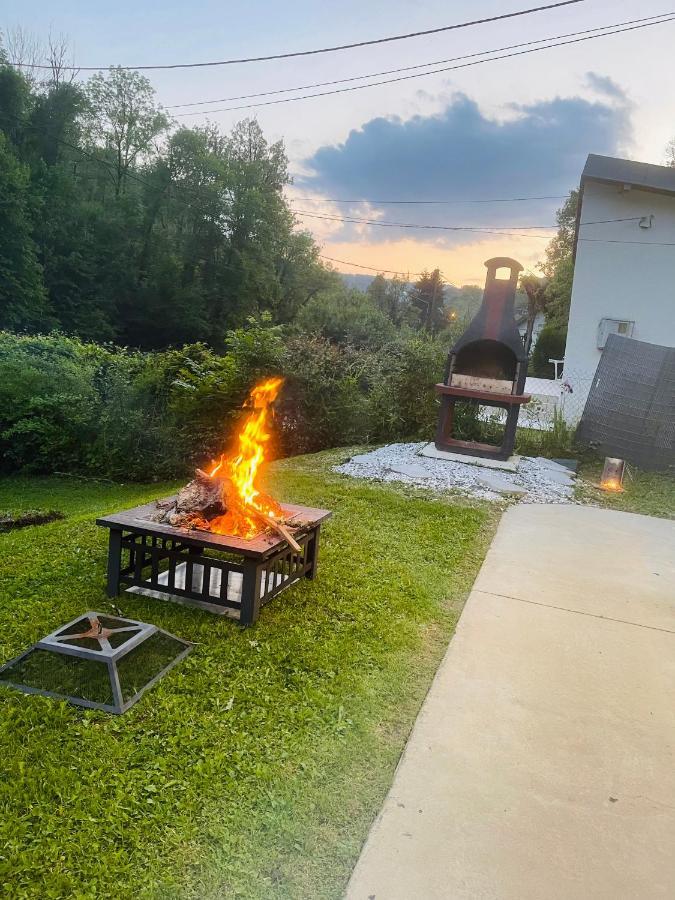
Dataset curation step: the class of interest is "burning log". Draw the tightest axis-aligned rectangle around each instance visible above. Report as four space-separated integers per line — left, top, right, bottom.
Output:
154 377 302 552
155 469 228 526
251 509 302 552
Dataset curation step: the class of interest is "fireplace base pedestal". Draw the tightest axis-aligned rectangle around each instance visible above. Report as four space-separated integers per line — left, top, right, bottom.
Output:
434 389 529 462
419 443 520 472
97 501 331 625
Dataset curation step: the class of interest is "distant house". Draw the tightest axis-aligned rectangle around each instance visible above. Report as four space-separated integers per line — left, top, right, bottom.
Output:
563 154 675 419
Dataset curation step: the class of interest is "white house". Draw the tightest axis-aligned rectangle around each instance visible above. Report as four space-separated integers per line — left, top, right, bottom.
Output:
563 153 675 419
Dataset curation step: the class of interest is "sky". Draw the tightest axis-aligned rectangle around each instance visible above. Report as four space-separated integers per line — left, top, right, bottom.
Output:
3 0 675 285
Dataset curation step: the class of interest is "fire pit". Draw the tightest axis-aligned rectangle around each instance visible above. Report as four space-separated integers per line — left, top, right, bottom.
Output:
97 501 330 624
435 257 531 461
98 377 331 624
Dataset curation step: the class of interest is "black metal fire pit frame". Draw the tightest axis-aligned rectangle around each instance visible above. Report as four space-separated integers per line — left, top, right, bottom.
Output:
97 501 331 625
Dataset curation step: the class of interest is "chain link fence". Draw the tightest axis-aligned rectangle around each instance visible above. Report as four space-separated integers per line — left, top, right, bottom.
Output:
522 370 596 429
475 369 596 435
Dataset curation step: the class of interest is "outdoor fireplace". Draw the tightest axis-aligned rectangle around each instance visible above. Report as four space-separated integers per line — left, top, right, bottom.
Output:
435 257 531 461
98 377 331 625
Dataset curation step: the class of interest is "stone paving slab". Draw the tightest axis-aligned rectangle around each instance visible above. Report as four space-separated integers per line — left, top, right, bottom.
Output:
346 505 675 900
473 504 675 631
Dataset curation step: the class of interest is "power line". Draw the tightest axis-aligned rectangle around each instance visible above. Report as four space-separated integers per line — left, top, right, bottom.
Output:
10 1 585 72
179 16 675 114
291 194 568 205
579 216 644 225
169 12 670 112
319 255 425 277
304 212 642 240
294 209 556 238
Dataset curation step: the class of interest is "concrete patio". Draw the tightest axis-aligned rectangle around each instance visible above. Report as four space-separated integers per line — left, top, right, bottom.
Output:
346 504 675 900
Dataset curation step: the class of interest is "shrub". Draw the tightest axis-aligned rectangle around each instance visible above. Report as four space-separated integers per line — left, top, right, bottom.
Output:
278 336 381 454
531 325 567 378
295 288 396 348
0 332 103 474
0 320 486 479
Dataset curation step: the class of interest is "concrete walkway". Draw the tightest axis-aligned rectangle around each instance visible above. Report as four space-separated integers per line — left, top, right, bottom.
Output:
347 504 675 900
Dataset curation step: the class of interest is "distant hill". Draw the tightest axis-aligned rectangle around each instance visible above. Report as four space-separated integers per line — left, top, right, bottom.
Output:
339 273 376 292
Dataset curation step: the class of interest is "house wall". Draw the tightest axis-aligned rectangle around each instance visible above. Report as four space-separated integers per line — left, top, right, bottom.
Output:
563 180 675 419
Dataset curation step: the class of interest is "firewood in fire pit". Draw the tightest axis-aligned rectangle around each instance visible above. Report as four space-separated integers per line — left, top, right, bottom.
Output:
155 468 229 526
154 470 303 551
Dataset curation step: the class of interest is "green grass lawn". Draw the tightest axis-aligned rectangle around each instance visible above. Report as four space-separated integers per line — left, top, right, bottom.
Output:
575 458 675 520
0 450 497 899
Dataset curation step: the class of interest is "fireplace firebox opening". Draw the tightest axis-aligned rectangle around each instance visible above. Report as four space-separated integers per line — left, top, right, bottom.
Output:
453 340 518 382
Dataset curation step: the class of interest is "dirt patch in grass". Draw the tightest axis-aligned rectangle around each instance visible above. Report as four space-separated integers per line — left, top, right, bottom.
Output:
0 509 65 532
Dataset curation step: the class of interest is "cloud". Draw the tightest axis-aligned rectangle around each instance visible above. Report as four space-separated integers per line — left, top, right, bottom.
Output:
299 85 632 245
584 72 627 101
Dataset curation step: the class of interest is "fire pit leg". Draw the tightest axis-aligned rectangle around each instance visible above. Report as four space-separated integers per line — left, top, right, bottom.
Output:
306 525 321 580
240 559 263 626
106 528 123 598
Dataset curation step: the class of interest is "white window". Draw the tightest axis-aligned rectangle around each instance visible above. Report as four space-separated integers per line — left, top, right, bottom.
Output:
597 318 635 349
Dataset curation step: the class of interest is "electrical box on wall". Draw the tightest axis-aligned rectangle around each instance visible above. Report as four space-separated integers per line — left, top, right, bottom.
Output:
597 318 634 349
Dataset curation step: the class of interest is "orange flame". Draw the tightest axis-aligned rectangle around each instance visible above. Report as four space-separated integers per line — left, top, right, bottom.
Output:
207 377 284 538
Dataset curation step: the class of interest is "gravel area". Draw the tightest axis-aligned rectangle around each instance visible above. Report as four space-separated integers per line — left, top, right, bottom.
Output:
334 442 576 504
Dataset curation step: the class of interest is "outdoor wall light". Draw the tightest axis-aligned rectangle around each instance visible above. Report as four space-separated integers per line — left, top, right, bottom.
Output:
599 456 626 492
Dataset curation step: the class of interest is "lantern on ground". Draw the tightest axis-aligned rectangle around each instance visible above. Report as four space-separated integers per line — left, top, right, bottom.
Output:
600 457 626 492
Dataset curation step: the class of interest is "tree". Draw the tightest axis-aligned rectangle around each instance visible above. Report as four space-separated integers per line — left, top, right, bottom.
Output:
445 284 482 325
540 190 578 329
367 273 409 325
0 62 340 348
531 325 567 378
0 61 31 144
409 268 445 333
0 133 52 331
84 67 169 197
295 285 395 348
520 274 550 355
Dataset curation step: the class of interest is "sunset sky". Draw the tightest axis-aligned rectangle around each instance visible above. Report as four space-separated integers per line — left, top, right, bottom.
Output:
6 0 675 285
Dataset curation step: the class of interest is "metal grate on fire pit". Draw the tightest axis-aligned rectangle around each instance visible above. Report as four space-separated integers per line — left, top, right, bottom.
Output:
0 612 192 714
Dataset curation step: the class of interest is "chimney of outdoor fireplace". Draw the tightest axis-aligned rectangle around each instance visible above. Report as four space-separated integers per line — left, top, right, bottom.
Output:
451 257 526 362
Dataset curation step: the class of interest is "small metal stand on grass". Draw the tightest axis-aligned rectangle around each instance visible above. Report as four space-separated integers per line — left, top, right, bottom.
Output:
0 612 192 714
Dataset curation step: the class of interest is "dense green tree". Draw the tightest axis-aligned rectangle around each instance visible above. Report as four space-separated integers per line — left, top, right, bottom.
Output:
409 268 445 333
366 273 409 325
531 324 567 378
520 274 550 355
0 58 30 143
296 285 396 348
84 67 169 197
0 133 52 331
445 284 482 325
0 56 335 348
540 190 578 329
